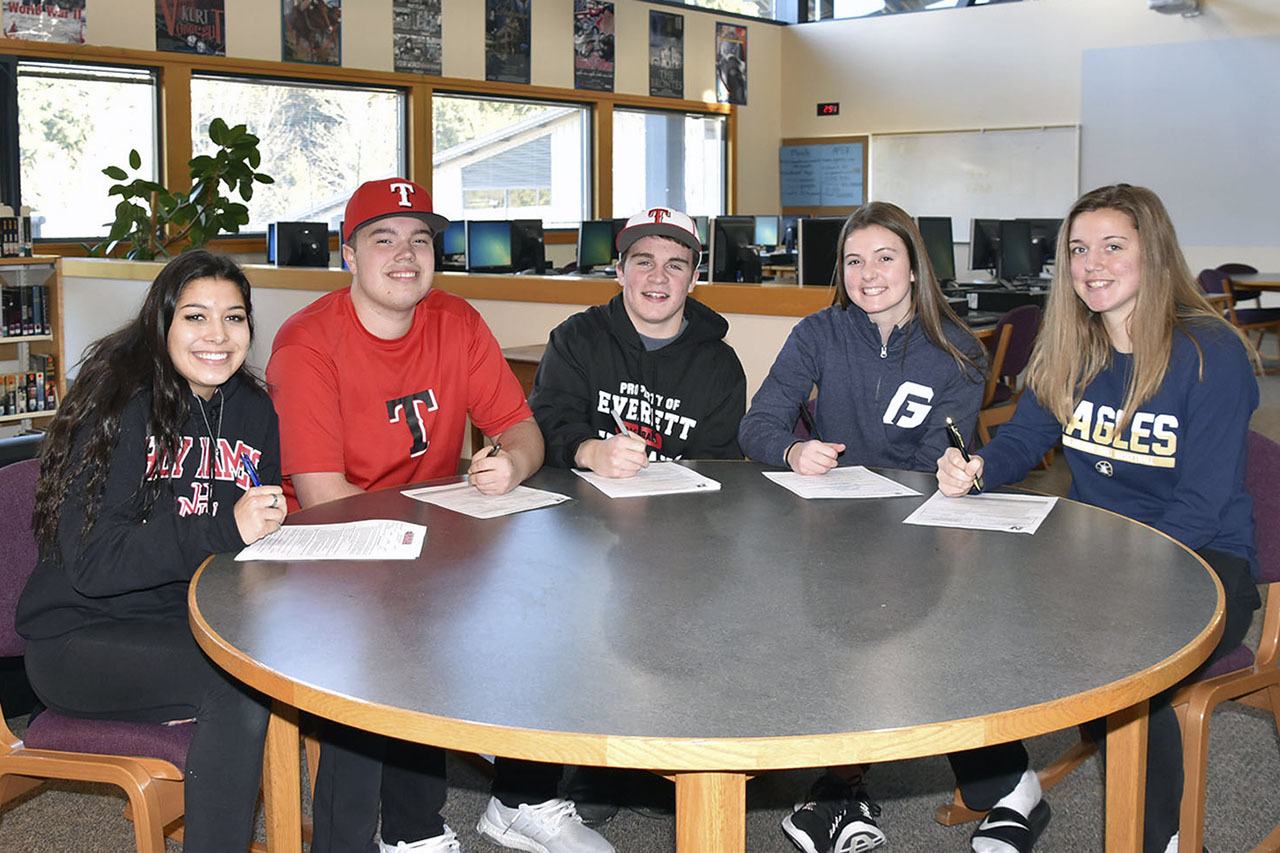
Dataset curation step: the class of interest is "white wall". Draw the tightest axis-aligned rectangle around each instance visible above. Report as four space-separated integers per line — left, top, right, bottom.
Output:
781 0 1280 272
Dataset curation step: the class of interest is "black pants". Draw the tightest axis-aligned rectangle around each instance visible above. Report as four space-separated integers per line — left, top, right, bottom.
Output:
949 547 1260 853
24 618 271 853
311 721 564 852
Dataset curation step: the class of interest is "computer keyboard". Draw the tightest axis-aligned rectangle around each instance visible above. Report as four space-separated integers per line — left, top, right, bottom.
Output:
965 310 1004 328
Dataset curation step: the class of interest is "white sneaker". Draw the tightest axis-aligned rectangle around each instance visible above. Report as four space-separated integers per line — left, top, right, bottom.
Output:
378 825 461 852
476 797 614 853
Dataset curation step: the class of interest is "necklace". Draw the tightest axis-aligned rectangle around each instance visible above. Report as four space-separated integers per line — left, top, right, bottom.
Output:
196 388 224 483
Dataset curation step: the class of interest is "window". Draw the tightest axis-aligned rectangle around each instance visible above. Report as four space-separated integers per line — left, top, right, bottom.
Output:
811 0 1023 20
17 61 158 240
612 109 725 218
665 0 777 19
190 75 406 233
433 94 591 229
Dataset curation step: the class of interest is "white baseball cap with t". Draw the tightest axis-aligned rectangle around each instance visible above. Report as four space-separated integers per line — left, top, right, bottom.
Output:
615 207 702 260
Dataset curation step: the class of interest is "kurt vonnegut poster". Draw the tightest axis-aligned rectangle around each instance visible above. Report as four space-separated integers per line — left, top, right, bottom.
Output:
156 0 226 56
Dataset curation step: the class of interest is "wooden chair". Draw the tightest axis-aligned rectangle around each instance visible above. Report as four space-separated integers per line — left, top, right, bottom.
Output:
1172 429 1280 852
976 305 1042 445
1199 268 1280 370
935 431 1280 851
0 459 191 852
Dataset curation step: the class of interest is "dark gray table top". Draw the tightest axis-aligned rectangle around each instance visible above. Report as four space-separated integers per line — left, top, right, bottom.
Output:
192 462 1219 765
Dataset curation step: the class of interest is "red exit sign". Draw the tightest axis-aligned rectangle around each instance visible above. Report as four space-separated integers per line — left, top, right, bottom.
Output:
817 102 840 116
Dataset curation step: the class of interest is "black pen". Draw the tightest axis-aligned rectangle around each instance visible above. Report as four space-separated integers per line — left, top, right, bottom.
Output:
944 416 984 493
488 441 502 456
796 400 821 442
240 452 262 487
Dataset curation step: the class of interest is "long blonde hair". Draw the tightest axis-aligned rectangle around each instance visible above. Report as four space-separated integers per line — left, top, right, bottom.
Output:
1025 184 1249 429
833 201 982 376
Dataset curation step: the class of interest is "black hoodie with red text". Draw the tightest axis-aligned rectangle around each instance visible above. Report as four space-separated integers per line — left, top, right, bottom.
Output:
17 374 280 640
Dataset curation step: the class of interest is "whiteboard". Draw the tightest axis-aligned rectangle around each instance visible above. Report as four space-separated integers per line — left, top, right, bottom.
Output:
870 127 1079 238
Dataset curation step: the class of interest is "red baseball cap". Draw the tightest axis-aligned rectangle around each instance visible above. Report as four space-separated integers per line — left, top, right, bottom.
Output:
342 178 450 243
616 207 702 259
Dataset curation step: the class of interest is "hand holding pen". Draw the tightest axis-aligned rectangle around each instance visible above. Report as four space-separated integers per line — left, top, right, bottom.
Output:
787 401 846 476
937 417 985 496
576 409 648 478
235 452 285 543
468 440 516 495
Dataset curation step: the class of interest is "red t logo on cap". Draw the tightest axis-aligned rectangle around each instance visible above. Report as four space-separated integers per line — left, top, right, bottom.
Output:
648 207 670 224
390 182 415 207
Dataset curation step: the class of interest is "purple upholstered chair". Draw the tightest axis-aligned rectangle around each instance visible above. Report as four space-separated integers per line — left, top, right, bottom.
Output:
935 432 1280 831
1198 268 1280 370
976 304 1042 445
0 458 193 853
1172 430 1280 851
1217 261 1261 308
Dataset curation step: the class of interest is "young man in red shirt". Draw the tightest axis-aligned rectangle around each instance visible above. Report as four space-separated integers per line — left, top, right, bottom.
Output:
267 178 611 853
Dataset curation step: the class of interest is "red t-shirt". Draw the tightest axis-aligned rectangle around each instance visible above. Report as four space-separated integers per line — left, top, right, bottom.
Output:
266 288 532 509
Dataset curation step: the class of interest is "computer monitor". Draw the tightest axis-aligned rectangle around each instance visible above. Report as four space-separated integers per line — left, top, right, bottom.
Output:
435 220 467 271
916 216 956 283
997 219 1037 282
511 219 546 274
466 220 514 273
577 220 615 273
969 218 1001 273
709 219 762 283
1021 218 1062 267
753 215 781 249
715 216 755 252
797 217 845 287
781 214 806 253
692 215 709 247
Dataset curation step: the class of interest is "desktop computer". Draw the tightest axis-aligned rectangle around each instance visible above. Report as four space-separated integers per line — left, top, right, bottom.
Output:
997 219 1037 282
797 217 845 288
435 220 467 271
269 222 330 267
576 219 616 273
917 216 956 284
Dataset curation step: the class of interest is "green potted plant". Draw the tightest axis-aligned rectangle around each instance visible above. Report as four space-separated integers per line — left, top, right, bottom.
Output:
90 118 274 260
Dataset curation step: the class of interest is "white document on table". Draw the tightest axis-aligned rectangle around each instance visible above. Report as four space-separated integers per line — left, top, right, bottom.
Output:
235 519 427 561
903 491 1058 535
573 462 721 498
401 481 571 518
762 466 922 499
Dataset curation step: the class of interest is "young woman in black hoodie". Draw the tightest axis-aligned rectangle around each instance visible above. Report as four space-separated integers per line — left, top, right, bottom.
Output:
17 251 286 852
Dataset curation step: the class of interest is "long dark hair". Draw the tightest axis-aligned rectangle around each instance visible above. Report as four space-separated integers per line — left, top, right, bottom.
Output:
833 201 982 375
34 251 259 549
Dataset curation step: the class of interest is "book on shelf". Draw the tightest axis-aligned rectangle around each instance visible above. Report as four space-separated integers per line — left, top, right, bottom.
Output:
1 371 56 417
0 284 51 337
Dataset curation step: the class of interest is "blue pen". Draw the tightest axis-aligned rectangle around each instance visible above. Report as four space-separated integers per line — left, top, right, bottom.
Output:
240 453 262 487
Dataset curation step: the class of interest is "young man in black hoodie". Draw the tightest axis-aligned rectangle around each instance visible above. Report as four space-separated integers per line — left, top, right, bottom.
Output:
530 207 746 476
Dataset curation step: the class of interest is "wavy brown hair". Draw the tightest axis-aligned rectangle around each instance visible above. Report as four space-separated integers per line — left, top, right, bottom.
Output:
1024 184 1250 431
833 201 982 376
33 251 260 550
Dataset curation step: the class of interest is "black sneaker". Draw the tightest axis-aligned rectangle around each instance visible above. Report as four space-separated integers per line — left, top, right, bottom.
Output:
781 774 886 853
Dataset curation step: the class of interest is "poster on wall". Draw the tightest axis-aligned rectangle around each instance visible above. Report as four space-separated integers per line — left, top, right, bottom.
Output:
573 0 614 93
393 0 441 76
715 22 747 106
649 10 683 100
485 0 531 85
1 0 86 43
281 0 341 66
155 0 226 56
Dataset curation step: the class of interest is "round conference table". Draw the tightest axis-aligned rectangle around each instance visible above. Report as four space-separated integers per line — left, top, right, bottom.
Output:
189 462 1223 853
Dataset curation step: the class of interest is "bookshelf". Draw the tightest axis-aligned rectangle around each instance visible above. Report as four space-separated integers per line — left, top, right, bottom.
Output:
0 255 64 433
